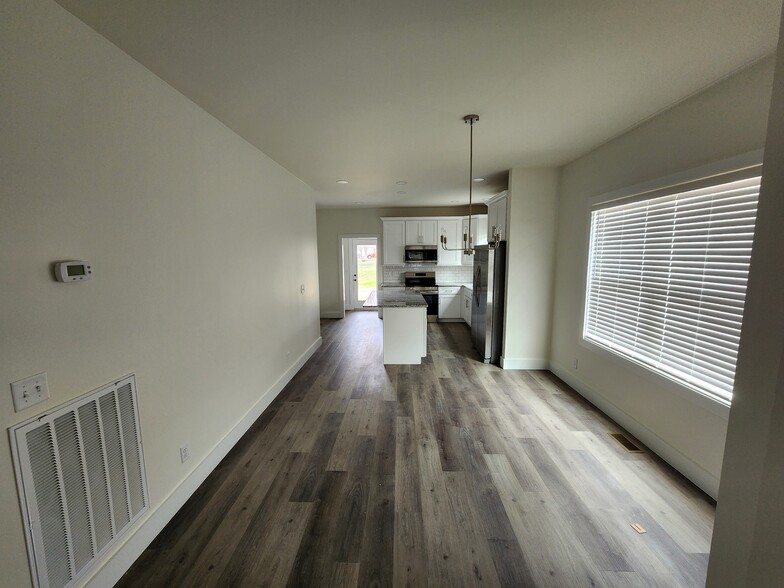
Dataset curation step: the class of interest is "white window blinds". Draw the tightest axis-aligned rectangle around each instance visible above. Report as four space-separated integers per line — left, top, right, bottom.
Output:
583 175 760 404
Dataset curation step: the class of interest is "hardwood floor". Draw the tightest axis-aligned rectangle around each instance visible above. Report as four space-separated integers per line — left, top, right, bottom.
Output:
118 311 715 587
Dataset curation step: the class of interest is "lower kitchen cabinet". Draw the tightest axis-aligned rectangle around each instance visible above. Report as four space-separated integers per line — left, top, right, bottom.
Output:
438 286 462 319
462 287 473 325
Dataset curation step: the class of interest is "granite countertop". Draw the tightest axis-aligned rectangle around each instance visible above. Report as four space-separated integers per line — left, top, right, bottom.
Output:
376 286 427 308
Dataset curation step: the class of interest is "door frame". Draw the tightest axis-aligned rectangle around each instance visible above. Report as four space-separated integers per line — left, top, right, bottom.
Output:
338 234 380 317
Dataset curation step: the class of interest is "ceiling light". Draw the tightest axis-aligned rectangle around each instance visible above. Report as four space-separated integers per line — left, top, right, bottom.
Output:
473 177 485 182
397 191 407 195
396 181 408 185
441 114 500 255
336 179 349 184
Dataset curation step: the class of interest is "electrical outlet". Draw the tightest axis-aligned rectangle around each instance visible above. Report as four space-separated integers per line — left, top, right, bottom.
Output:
11 372 50 412
300 284 305 294
573 359 579 370
180 445 191 464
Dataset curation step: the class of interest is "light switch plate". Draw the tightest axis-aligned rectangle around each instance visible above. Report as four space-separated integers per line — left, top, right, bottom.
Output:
11 372 50 412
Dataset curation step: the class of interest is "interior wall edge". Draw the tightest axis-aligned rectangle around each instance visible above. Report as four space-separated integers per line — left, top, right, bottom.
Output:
550 362 720 499
320 311 346 319
499 357 549 370
82 335 323 588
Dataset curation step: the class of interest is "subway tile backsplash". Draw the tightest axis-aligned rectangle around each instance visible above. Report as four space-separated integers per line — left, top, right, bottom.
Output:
382 263 473 286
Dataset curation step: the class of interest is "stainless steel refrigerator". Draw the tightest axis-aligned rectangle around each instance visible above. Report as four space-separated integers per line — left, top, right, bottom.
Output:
471 242 506 365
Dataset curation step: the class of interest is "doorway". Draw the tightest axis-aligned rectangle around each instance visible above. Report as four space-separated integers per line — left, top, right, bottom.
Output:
342 237 378 310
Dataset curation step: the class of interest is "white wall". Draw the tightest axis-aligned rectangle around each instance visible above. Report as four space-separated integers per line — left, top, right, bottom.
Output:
549 56 775 497
0 1 321 586
502 168 559 369
708 8 784 584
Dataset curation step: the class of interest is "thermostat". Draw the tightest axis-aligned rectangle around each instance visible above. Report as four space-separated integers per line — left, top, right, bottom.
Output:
55 261 93 282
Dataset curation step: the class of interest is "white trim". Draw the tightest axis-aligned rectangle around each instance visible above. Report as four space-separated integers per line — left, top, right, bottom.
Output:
550 361 720 499
483 190 508 206
320 311 344 319
588 149 764 208
500 357 549 370
82 336 322 588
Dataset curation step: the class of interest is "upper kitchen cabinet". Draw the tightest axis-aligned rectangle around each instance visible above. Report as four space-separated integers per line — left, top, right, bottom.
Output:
462 214 488 265
486 191 508 243
405 220 437 245
437 219 462 266
382 219 406 265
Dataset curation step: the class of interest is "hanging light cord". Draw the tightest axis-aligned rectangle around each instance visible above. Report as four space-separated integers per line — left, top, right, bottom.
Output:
441 114 479 254
467 116 474 253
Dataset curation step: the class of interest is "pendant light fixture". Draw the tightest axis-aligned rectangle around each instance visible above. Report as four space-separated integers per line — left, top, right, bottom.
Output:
440 114 497 255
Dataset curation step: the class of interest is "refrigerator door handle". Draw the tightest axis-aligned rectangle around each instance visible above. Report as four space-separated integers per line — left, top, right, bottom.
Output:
473 266 480 306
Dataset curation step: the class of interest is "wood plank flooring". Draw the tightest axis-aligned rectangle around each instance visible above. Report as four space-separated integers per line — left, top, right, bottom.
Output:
118 311 715 587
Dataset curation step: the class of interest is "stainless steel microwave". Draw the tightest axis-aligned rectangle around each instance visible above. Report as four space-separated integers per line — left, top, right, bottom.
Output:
404 245 438 263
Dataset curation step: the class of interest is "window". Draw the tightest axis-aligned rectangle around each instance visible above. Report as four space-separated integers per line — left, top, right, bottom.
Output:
583 174 760 404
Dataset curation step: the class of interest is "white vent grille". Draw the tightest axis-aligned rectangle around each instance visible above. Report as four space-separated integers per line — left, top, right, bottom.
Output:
11 375 148 588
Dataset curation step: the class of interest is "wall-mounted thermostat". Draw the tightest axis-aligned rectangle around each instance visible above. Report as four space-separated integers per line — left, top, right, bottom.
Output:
55 261 93 282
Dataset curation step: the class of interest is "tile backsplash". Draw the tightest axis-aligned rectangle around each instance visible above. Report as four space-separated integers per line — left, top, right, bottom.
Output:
382 264 473 286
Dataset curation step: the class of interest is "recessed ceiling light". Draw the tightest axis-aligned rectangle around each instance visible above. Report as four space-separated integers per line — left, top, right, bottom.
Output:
396 191 407 195
336 179 349 184
396 181 408 185
472 177 485 182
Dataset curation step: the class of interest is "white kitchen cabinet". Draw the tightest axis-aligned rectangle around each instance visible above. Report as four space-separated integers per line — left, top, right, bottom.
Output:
462 287 473 325
461 214 488 265
405 220 437 245
437 219 462 266
438 287 462 320
486 192 508 243
382 220 406 265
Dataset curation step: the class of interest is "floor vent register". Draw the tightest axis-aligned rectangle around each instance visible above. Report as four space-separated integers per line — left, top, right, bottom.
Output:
608 432 644 453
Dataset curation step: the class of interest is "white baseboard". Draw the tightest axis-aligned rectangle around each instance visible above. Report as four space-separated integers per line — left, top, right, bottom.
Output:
320 310 344 319
84 336 323 588
500 357 549 370
549 361 719 499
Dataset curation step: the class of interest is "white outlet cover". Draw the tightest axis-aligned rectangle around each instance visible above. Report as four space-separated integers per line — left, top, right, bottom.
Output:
180 445 191 463
11 372 50 412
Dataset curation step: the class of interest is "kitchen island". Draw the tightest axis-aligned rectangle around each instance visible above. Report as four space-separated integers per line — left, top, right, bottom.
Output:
377 287 427 364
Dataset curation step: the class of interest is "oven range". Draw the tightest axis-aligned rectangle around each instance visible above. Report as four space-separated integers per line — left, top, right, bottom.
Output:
404 271 438 322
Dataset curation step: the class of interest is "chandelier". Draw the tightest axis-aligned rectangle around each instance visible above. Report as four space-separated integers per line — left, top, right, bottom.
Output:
440 114 498 255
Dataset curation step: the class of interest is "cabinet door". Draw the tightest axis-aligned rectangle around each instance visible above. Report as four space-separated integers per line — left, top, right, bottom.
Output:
496 200 507 241
473 214 488 246
438 219 462 266
420 220 438 245
462 293 472 325
461 218 472 265
487 202 498 242
383 220 405 264
405 220 420 245
438 294 461 319
488 199 507 242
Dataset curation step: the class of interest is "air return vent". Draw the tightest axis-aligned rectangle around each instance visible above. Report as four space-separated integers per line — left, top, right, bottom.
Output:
11 375 148 588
